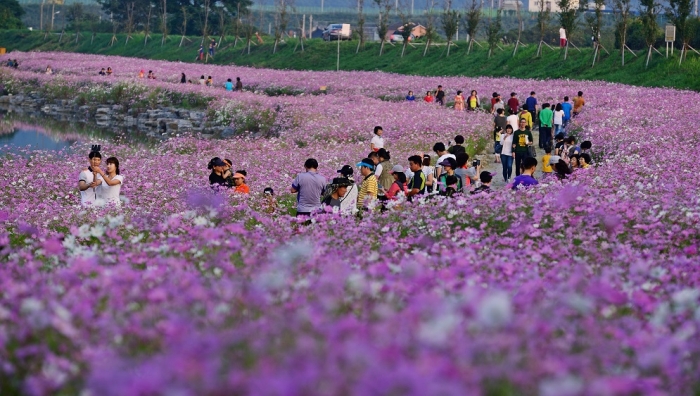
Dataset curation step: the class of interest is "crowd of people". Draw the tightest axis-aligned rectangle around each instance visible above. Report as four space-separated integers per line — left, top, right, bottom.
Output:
77 146 124 207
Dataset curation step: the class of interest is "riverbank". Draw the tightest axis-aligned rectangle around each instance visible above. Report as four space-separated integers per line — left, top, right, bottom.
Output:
1 30 700 91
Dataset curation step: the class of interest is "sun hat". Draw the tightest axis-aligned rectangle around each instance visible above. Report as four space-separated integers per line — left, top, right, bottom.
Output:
337 165 354 176
356 158 375 170
331 177 353 187
390 165 404 174
438 157 457 168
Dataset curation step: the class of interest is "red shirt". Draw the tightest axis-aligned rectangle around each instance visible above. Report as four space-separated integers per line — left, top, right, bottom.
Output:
424 95 434 103
386 182 408 199
507 97 519 113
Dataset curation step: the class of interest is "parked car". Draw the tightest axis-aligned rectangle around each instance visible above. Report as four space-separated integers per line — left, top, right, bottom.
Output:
323 24 352 41
389 31 415 43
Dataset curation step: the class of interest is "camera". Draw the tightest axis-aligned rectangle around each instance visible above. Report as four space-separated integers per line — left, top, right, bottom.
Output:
473 159 480 167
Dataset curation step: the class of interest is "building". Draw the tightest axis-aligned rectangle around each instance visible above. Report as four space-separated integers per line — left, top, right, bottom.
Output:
527 0 581 12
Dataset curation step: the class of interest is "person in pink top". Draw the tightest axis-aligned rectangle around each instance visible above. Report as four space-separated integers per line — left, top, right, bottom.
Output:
384 165 409 200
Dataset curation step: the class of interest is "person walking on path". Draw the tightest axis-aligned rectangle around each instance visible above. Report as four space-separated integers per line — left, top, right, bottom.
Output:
500 125 515 183
561 96 573 127
291 158 326 217
539 103 553 149
525 91 538 128
512 119 534 177
553 103 564 135
507 92 520 115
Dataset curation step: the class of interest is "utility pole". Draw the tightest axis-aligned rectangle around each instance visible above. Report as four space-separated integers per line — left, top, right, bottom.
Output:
50 2 56 30
321 0 324 12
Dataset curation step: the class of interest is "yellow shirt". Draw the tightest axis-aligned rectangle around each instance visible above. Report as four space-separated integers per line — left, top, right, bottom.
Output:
358 175 378 209
542 154 553 173
519 111 532 129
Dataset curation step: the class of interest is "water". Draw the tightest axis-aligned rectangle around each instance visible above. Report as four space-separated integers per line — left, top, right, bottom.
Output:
0 129 77 152
0 114 157 156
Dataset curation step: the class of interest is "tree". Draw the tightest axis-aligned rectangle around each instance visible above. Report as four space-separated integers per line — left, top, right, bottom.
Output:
356 0 366 53
667 0 694 60
464 0 481 54
585 0 605 63
557 0 579 59
613 0 633 65
398 1 415 57
273 0 290 54
0 0 24 30
423 0 439 56
639 0 659 67
375 0 393 56
160 0 168 46
485 6 502 58
512 0 524 56
442 0 461 57
535 0 552 56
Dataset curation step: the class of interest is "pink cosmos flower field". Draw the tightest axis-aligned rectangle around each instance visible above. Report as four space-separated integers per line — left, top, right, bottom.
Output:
1 52 700 395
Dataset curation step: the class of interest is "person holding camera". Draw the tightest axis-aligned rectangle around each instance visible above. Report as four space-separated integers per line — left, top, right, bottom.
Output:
78 146 103 206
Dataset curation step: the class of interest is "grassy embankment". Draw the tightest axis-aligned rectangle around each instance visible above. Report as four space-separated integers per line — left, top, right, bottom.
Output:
1 29 699 90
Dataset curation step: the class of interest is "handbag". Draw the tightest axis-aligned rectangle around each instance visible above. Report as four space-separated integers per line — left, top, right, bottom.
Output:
527 145 537 158
495 142 503 154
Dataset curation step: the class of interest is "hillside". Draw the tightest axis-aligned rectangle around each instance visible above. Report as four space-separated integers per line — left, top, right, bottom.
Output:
2 29 699 90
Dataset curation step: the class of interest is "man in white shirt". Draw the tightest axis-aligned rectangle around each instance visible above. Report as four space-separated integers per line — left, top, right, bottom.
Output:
432 142 456 182
559 27 567 48
78 149 102 205
507 112 520 132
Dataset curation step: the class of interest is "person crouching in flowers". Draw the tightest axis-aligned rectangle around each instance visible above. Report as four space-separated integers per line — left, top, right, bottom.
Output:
208 157 229 188
232 171 249 194
94 157 124 207
322 178 353 210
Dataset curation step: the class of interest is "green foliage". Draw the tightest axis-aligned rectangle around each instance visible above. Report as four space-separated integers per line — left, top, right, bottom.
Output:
557 0 578 36
0 0 24 30
667 0 694 45
640 0 660 46
486 9 503 57
464 0 482 41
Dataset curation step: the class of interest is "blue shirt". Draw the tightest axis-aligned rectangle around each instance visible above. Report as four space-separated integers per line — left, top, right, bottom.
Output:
561 102 572 120
225 82 233 91
512 174 538 190
406 95 415 101
525 97 537 112
292 171 327 213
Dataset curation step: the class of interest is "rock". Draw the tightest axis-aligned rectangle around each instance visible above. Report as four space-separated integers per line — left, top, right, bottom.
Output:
221 127 235 138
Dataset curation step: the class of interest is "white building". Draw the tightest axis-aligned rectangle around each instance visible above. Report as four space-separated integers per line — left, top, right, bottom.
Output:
527 0 580 13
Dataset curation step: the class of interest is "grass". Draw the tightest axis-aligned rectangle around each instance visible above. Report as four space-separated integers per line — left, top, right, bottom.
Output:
1 30 700 91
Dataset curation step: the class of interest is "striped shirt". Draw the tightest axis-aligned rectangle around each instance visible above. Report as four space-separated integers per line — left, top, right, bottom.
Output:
357 173 378 209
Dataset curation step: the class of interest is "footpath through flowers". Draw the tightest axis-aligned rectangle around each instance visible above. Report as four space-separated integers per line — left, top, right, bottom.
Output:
1 51 700 395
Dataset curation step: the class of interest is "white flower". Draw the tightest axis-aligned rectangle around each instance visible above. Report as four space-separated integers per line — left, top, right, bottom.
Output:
476 291 512 328
418 310 461 346
539 375 584 396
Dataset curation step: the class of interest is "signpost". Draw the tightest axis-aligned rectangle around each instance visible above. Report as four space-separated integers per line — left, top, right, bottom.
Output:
665 24 676 58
